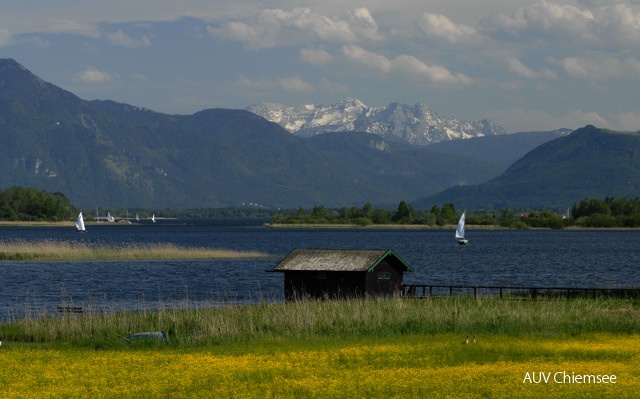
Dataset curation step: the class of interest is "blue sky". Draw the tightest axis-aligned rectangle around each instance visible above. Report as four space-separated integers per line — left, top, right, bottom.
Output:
1 0 639 133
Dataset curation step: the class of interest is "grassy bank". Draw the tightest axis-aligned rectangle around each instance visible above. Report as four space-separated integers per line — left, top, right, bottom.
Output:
2 296 639 346
1 297 639 398
0 239 267 261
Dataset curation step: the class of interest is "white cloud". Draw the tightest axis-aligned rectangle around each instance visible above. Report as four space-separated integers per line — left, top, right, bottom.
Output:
73 67 113 84
236 75 313 92
507 57 556 79
616 111 640 131
278 76 314 92
341 45 471 84
107 30 151 47
481 1 595 42
341 45 391 73
481 1 640 52
593 4 640 48
417 13 478 44
281 8 353 42
348 8 380 40
209 21 261 47
560 56 640 79
299 48 333 65
209 7 380 49
0 28 13 46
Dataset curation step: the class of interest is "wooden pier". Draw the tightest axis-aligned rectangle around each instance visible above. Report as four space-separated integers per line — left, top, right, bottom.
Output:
402 284 640 300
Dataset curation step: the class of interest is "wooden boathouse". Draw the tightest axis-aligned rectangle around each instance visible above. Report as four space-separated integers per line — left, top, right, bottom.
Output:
272 248 413 300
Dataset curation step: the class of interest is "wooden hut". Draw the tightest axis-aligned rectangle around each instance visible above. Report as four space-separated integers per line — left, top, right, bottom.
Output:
272 248 413 300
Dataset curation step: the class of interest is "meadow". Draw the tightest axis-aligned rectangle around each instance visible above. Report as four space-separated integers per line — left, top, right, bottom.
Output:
1 296 639 398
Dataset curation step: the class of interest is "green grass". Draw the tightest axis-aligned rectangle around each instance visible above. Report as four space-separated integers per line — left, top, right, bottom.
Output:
2 296 639 348
2 297 639 398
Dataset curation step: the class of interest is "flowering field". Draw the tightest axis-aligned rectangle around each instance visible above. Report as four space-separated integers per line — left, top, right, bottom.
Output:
1 333 638 398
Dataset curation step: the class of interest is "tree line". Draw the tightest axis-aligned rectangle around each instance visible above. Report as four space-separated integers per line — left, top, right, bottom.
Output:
0 186 75 221
271 197 640 229
2 185 640 228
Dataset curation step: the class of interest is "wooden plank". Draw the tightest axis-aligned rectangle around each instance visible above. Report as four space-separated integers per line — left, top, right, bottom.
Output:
58 306 83 314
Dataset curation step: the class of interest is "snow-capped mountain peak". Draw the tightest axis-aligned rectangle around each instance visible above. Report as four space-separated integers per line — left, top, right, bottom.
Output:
247 99 506 145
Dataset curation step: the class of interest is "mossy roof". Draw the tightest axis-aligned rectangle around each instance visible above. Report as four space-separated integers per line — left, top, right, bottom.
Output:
273 248 413 272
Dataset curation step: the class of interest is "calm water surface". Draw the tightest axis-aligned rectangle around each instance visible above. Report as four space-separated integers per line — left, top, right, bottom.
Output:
1 219 638 320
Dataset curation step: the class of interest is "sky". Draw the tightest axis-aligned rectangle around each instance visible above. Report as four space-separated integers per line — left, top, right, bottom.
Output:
1 0 640 133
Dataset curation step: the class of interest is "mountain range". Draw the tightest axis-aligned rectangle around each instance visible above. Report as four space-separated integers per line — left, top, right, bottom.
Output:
418 125 640 210
247 98 506 145
0 58 508 209
2 57 638 211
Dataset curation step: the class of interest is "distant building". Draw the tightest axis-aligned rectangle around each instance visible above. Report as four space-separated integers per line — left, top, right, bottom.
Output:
271 248 413 300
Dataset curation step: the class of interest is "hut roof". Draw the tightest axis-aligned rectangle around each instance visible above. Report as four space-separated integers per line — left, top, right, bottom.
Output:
273 248 413 272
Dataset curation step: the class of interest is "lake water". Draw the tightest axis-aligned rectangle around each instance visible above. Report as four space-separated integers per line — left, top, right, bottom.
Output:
1 219 639 321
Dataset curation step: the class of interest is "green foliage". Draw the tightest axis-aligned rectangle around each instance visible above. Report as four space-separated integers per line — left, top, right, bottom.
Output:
572 197 640 227
429 203 458 225
392 201 414 223
0 186 74 221
271 195 640 229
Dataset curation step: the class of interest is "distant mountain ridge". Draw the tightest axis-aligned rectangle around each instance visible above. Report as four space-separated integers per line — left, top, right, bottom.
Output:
0 58 503 209
5 58 634 211
417 125 640 210
428 129 571 168
247 98 506 145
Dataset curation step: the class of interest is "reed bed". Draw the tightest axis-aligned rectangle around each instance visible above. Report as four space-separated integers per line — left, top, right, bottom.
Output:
0 239 267 261
2 296 639 345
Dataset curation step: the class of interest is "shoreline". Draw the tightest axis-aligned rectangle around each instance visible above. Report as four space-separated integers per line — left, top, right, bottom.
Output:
1 220 638 231
266 223 640 230
265 223 504 230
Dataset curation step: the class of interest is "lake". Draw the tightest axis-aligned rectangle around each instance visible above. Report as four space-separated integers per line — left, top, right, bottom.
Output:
1 219 639 321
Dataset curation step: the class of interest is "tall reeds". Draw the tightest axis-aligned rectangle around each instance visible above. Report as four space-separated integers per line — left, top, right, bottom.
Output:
1 296 638 346
0 239 266 261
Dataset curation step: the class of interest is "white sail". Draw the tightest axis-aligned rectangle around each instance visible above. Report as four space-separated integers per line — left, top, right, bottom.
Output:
76 212 86 232
107 212 115 222
152 214 156 223
455 211 467 244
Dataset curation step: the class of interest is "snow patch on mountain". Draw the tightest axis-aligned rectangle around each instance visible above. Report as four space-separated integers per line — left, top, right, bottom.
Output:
247 98 506 145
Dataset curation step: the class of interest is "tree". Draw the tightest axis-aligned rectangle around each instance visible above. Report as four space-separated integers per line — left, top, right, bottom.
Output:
440 203 458 225
392 201 414 223
361 202 373 219
0 186 74 221
371 209 391 224
311 205 329 221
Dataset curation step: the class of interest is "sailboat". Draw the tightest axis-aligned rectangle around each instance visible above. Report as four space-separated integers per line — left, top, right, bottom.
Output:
151 214 156 223
455 211 468 245
107 212 115 222
76 212 87 232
